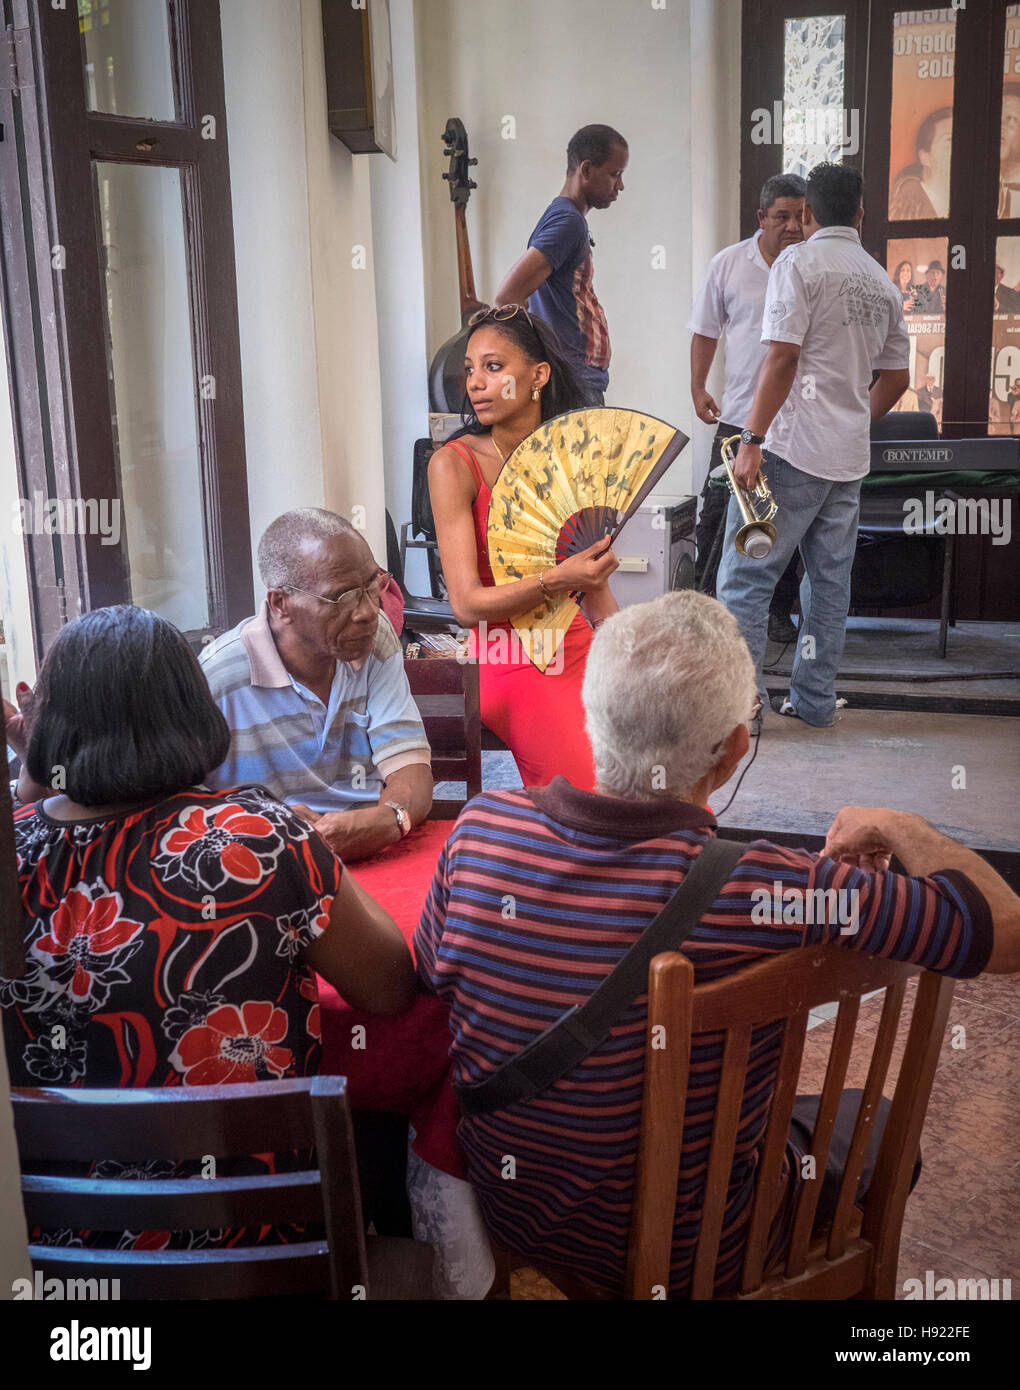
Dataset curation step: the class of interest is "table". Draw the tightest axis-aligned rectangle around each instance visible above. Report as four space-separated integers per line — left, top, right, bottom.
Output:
316 819 467 1178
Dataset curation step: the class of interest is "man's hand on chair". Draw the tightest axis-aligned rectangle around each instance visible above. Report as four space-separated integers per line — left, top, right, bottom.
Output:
823 806 894 873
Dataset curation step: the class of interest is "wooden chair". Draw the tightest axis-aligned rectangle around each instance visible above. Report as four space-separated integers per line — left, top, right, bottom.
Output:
405 655 482 818
12 1076 435 1299
495 947 953 1300
627 947 954 1299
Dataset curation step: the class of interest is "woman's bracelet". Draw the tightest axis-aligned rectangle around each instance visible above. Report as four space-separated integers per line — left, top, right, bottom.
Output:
537 571 551 600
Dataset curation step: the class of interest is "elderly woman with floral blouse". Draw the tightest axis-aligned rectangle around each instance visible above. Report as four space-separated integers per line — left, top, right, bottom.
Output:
1 603 414 1251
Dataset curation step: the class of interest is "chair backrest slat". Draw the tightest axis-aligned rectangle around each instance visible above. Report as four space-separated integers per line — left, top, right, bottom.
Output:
13 1080 321 1163
784 996 861 1276
740 1008 809 1292
690 1022 752 1299
21 1170 324 1231
625 954 694 1299
826 979 905 1259
861 971 955 1291
28 1242 332 1300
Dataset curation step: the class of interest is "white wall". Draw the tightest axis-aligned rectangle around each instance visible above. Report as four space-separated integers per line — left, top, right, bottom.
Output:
300 0 388 562
371 0 432 591
689 0 743 494
414 0 741 498
221 0 326 591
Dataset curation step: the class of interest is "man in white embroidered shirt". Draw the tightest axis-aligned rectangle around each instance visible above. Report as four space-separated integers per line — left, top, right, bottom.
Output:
716 163 910 728
200 508 432 862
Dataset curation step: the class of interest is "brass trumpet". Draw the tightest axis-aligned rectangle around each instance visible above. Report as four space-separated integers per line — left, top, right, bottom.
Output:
719 433 778 559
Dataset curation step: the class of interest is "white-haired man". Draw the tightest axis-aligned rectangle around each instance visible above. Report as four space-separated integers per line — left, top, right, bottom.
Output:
200 508 432 862
414 590 1016 1297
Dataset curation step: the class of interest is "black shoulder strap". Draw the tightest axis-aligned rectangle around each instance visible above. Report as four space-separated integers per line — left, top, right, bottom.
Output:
454 836 745 1118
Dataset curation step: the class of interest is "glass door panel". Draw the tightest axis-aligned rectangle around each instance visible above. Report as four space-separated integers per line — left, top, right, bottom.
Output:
80 0 176 120
782 16 848 177
886 236 948 423
96 161 208 631
889 10 957 220
990 237 1020 434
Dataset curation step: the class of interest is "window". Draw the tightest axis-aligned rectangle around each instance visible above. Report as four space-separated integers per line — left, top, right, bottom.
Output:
0 0 252 656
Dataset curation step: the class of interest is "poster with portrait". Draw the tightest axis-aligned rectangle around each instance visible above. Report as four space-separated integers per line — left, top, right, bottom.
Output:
886 238 947 422
991 238 1020 436
1000 7 1020 217
888 9 957 221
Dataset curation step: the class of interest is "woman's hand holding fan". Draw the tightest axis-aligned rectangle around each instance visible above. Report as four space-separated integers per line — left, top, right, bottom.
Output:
486 407 689 671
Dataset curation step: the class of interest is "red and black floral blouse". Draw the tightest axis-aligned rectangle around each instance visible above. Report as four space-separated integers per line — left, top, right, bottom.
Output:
1 785 341 1250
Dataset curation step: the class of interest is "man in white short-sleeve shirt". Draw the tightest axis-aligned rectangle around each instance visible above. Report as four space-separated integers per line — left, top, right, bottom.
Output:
716 163 910 729
689 173 806 636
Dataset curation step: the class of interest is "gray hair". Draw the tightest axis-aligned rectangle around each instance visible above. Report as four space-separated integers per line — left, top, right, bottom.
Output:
582 590 757 800
257 508 362 590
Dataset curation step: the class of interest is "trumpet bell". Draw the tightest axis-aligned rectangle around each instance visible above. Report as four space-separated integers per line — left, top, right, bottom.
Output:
735 519 777 559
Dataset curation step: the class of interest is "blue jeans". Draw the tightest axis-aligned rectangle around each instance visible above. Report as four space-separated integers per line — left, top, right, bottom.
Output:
716 452 861 727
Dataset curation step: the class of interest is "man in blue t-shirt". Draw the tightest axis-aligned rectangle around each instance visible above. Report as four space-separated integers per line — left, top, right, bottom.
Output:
494 124 628 405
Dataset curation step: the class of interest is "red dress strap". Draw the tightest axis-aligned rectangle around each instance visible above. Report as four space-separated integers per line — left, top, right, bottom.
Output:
444 437 487 492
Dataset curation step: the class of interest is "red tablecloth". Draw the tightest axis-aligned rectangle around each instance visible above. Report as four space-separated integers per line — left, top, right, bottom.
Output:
317 819 466 1178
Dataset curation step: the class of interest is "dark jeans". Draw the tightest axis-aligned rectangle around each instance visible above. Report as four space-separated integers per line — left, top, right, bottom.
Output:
696 421 800 613
790 1088 923 1230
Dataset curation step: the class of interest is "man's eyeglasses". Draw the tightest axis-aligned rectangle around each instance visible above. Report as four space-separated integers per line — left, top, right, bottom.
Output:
468 303 534 328
285 569 391 613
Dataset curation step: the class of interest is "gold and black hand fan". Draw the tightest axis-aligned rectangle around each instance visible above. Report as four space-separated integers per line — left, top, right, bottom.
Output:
486 408 689 671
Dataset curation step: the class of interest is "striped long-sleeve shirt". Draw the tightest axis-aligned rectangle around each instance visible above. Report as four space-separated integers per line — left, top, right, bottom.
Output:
413 777 992 1297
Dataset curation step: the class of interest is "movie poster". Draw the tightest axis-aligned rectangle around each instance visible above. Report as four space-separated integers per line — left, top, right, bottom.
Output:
886 238 947 421
991 237 1020 436
888 9 957 221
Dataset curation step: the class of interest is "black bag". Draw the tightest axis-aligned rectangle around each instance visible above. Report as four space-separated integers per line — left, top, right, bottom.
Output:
454 836 745 1118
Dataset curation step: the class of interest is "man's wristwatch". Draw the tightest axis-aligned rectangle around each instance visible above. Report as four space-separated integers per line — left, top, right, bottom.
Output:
384 801 411 838
740 429 766 446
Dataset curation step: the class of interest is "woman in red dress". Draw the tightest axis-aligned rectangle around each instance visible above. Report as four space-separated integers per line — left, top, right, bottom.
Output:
428 306 618 790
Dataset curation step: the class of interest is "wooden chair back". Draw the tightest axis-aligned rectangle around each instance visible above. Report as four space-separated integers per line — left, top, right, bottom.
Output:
12 1076 370 1299
627 947 955 1300
405 655 482 818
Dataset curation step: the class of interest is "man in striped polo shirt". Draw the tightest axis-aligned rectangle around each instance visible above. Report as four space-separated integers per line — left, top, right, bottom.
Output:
200 509 432 863
414 590 1016 1297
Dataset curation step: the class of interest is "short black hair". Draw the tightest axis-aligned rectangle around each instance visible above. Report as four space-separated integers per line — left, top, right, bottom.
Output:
759 173 807 212
463 308 587 426
915 106 952 158
27 605 231 807
806 162 863 227
566 124 627 173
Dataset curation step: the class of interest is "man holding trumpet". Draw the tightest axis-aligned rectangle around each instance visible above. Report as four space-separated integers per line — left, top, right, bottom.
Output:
716 163 910 729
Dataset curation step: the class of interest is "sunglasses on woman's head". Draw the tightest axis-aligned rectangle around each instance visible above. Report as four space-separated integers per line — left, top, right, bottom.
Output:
468 303 534 328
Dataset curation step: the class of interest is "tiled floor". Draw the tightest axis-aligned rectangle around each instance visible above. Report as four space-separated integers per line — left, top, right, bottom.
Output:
509 977 1020 1300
